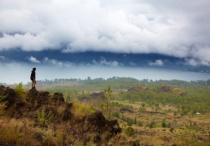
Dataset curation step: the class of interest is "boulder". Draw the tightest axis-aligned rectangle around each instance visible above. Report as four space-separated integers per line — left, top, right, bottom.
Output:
0 85 32 117
28 88 50 108
86 111 121 135
51 93 65 105
120 108 134 113
127 86 149 92
160 86 171 93
28 87 38 98
0 85 17 108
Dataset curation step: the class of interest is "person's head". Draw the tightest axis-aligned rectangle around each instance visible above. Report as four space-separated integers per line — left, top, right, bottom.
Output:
32 68 36 71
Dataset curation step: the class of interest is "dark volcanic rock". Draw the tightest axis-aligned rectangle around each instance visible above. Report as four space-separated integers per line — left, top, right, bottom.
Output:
30 89 50 107
0 85 17 107
0 85 123 145
120 108 134 113
81 92 105 101
28 87 38 98
80 92 106 105
0 85 32 117
128 86 149 92
51 93 65 105
89 92 105 98
160 86 171 93
86 111 121 135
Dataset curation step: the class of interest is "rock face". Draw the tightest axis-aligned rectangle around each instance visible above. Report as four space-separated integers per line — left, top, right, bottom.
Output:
120 108 134 113
87 111 121 134
80 92 106 105
0 85 31 116
51 93 65 105
28 87 38 98
127 86 149 92
0 85 17 107
81 92 105 100
159 86 171 93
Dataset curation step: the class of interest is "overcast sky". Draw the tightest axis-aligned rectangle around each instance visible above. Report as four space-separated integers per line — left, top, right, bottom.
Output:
0 0 210 61
1 0 210 84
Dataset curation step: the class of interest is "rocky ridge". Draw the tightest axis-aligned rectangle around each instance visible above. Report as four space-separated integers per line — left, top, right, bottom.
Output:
0 85 125 145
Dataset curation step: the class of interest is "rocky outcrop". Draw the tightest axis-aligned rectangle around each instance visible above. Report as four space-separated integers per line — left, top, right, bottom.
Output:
127 86 149 92
86 111 121 134
159 86 171 93
120 108 134 113
81 92 105 101
0 85 17 107
0 85 31 117
0 85 122 145
51 93 65 105
80 92 106 105
28 87 38 98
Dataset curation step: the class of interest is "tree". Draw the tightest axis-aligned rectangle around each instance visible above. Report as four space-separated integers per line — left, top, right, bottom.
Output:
104 86 112 119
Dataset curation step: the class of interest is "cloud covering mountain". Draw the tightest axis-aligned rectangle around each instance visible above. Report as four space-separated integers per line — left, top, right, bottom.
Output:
1 0 210 84
0 0 210 64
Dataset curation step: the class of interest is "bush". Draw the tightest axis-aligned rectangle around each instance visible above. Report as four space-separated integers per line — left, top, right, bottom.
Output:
125 126 135 137
72 102 95 120
112 112 120 118
15 83 27 101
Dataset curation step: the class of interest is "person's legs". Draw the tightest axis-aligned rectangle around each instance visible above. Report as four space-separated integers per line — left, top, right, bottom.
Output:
34 80 36 87
31 79 36 87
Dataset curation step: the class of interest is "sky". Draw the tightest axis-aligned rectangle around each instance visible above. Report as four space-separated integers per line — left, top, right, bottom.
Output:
0 0 210 84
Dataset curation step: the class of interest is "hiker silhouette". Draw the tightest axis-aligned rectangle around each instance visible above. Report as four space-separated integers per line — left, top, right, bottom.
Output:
30 68 36 88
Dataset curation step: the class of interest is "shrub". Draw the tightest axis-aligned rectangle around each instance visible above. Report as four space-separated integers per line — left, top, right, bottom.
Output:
112 112 120 119
72 102 94 121
37 108 53 127
15 83 27 101
0 118 39 145
125 126 135 137
0 103 6 116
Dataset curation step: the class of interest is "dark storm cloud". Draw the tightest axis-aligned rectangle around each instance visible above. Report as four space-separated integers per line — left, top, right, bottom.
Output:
0 0 210 63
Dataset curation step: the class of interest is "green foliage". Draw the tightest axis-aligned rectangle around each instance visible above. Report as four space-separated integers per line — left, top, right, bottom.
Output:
112 112 120 119
37 108 53 127
15 83 27 101
0 95 6 102
103 86 112 120
0 103 6 116
72 102 95 120
125 126 135 137
139 107 146 112
123 117 134 126
149 121 156 128
162 122 166 128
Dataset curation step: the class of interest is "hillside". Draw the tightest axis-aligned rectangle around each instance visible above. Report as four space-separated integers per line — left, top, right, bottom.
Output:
0 85 140 146
1 81 210 146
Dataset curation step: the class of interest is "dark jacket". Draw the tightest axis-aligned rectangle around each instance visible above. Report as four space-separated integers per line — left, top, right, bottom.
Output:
30 71 36 80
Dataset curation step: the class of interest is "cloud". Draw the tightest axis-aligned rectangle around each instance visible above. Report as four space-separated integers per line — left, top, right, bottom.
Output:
185 58 210 67
93 57 122 67
149 59 164 66
0 0 210 63
43 57 74 67
0 56 6 61
44 57 63 66
28 56 40 63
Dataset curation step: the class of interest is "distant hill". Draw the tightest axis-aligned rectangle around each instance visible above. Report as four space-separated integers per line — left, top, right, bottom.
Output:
80 92 106 105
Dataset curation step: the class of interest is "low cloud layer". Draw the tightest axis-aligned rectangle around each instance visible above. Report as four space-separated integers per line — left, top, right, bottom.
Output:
149 59 164 66
28 56 40 63
0 0 210 63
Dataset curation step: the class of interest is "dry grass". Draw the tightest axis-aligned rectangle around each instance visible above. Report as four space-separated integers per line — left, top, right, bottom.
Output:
0 102 6 116
0 118 40 146
71 101 95 121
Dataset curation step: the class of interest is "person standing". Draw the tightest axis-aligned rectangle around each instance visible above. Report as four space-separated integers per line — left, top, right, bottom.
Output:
30 68 36 88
